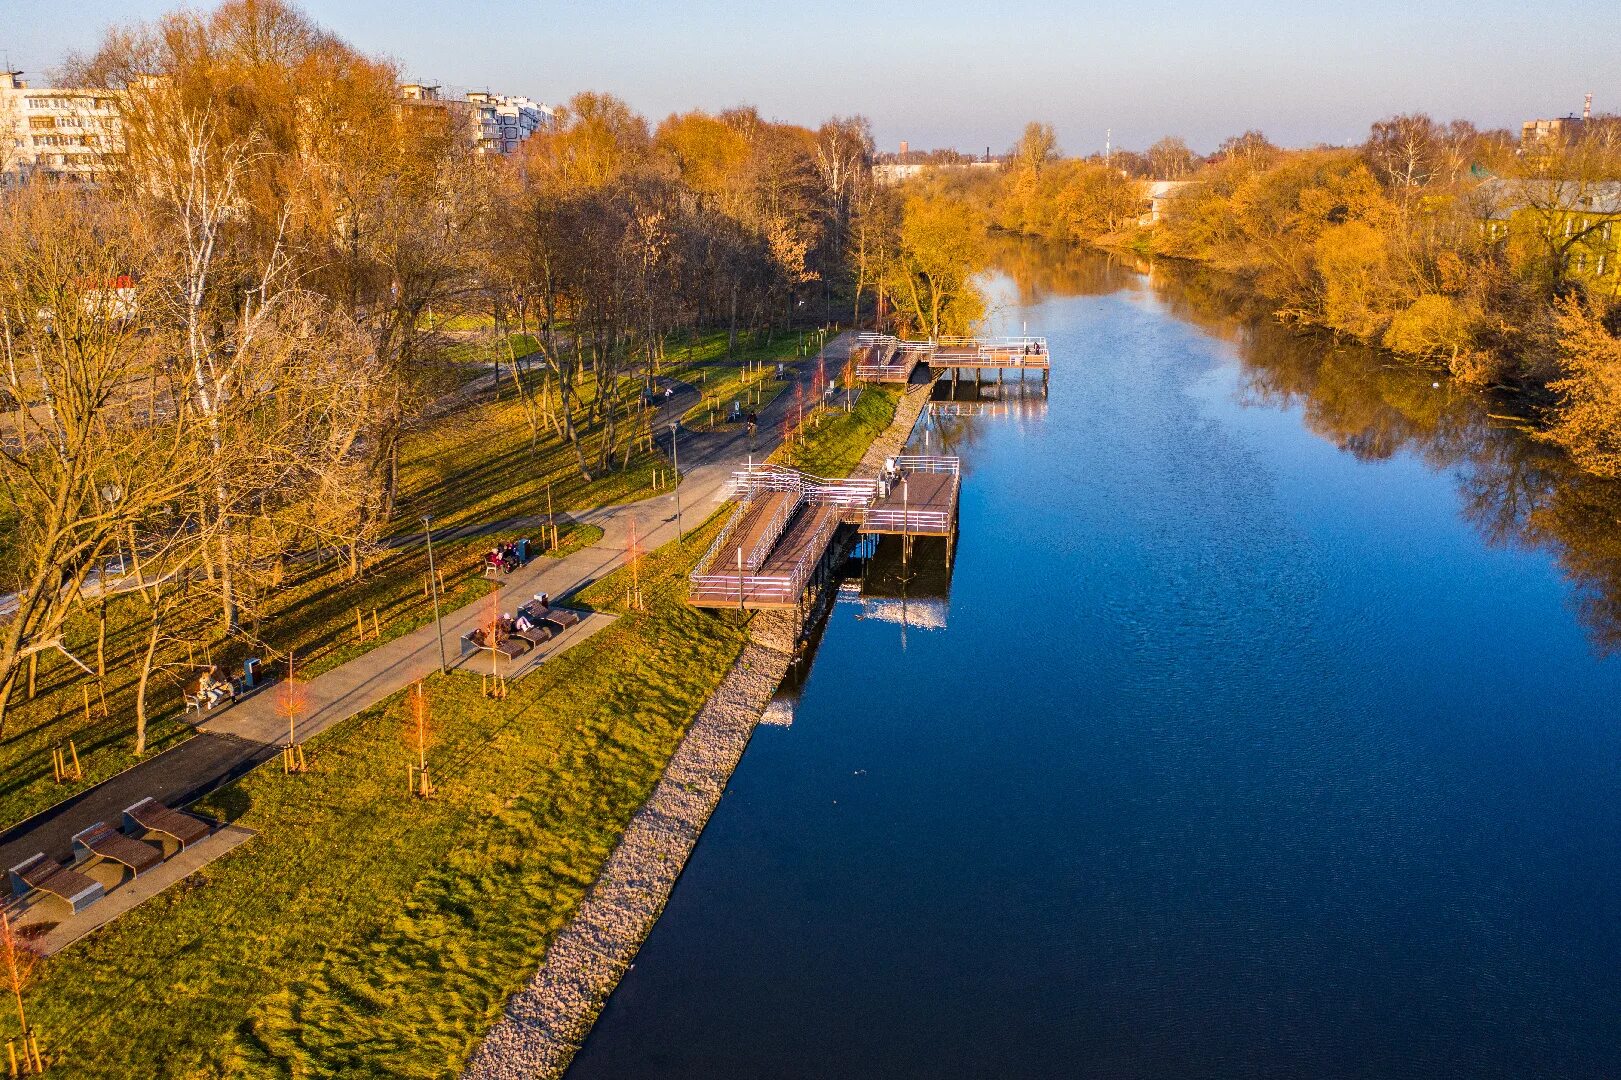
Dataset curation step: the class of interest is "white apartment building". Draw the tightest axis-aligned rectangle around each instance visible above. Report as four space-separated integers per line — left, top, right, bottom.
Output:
400 83 554 157
464 91 554 156
0 71 121 183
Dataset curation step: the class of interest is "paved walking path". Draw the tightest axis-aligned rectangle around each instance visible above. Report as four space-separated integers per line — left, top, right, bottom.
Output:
0 335 854 870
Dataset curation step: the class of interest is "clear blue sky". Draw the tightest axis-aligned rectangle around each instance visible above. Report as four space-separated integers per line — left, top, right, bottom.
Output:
7 0 1619 154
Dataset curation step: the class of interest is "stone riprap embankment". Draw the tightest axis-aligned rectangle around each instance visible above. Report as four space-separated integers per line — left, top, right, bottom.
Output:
463 382 932 1079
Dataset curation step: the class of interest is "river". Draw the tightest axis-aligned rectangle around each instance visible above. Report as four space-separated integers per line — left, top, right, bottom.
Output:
566 241 1621 1079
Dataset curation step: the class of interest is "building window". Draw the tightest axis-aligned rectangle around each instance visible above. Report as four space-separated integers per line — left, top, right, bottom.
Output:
1599 253 1609 276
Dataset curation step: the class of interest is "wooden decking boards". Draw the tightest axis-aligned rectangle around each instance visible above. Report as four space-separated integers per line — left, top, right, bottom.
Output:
689 458 960 610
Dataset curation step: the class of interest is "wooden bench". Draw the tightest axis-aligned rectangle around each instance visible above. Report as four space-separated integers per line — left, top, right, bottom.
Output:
72 821 163 877
512 624 553 648
8 853 105 914
122 797 210 851
520 601 582 633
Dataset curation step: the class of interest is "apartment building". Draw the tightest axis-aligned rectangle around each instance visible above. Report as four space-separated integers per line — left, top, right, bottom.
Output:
0 70 121 183
398 82 554 157
465 91 554 156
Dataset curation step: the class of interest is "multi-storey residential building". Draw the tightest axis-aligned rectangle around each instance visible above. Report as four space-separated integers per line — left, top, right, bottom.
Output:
465 91 554 157
0 70 121 183
1481 178 1621 291
398 82 554 158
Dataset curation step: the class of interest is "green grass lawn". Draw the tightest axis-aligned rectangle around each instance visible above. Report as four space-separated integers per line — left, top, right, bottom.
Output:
775 388 898 478
393 366 667 537
0 336 656 829
0 533 500 828
436 333 539 366
23 513 748 1079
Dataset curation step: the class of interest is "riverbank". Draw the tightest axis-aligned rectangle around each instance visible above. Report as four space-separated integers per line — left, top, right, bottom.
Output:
465 383 933 1079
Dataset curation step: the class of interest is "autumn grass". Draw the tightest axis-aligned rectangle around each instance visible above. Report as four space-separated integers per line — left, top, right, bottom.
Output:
23 512 747 1079
392 367 667 536
543 522 604 559
775 387 899 478
0 338 659 828
436 333 539 366
0 534 499 828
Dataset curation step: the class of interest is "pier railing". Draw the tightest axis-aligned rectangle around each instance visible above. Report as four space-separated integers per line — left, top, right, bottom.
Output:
744 490 803 571
730 464 878 509
860 505 953 533
892 455 960 477
693 500 749 579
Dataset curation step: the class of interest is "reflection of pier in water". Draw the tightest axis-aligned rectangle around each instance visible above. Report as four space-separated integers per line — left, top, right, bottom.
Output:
846 533 955 634
928 378 1050 421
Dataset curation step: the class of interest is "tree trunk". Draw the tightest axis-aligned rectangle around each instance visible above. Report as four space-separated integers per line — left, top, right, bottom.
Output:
134 607 161 755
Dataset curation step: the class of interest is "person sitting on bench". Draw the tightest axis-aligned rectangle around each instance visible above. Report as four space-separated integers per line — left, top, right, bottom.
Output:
197 666 232 708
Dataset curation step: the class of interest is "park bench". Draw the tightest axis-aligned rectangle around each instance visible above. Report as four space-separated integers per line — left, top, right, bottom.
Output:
461 627 532 660
122 797 210 851
512 623 554 648
8 853 104 914
72 821 162 877
520 599 581 633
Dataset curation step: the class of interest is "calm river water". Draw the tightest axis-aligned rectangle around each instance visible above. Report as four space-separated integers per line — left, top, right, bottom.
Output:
568 242 1621 1079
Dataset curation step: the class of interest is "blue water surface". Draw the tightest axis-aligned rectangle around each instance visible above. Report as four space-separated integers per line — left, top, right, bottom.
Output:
567 246 1621 1080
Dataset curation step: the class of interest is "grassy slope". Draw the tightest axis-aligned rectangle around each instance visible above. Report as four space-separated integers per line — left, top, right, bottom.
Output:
775 387 899 478
25 513 748 1079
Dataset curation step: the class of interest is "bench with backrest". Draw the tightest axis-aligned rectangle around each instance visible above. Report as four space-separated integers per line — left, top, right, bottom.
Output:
122 797 210 852
512 621 553 648
520 600 581 633
8 853 105 914
72 821 163 878
463 626 531 660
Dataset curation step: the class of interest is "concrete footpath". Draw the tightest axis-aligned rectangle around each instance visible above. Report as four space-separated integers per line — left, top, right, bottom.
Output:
0 335 854 870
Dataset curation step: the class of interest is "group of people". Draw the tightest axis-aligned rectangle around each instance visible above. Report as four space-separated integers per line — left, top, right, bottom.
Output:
485 538 529 575
195 665 234 708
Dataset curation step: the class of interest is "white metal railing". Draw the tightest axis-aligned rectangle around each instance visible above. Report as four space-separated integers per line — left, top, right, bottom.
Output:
744 490 803 571
893 455 960 477
730 464 878 509
694 500 748 578
860 507 953 532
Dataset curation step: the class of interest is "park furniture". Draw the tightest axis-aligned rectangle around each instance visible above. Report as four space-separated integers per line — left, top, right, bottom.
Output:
71 821 162 877
122 797 210 851
521 599 581 633
513 623 553 648
8 853 104 914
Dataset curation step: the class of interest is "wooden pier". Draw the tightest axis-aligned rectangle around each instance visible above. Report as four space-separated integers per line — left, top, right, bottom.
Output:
851 333 1050 387
688 456 961 610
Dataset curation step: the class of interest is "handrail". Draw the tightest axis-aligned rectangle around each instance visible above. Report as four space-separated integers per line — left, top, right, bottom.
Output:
694 500 748 576
744 491 802 571
893 455 960 476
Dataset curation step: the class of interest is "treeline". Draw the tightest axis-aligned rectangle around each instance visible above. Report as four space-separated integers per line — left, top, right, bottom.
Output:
0 0 964 742
966 118 1621 479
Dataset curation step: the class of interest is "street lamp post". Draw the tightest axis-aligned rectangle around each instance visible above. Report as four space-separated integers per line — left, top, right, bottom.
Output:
424 515 446 674
670 422 683 543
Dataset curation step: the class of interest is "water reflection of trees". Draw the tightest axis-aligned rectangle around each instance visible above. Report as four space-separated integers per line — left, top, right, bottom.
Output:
997 236 1621 654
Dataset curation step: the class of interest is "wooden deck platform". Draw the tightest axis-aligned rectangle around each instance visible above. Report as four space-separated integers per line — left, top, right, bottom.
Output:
688 456 961 610
854 335 1050 383
702 490 796 575
860 468 958 536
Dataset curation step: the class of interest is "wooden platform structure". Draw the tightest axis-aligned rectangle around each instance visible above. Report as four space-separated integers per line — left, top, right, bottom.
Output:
688 456 961 610
851 333 1050 387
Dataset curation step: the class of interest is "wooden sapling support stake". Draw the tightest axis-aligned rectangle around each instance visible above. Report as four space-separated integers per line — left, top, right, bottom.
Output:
372 609 381 641
354 607 365 642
